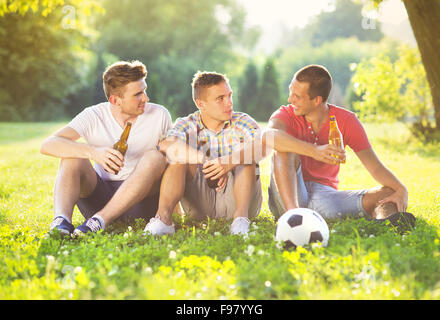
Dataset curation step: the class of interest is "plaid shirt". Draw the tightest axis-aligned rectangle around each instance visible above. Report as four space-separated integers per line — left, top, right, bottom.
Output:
166 110 261 159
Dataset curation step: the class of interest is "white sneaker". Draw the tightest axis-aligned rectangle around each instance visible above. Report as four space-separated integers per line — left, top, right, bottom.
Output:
143 217 175 236
230 217 251 235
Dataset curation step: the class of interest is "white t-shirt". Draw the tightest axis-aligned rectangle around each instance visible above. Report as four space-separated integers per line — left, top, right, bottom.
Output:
68 102 172 181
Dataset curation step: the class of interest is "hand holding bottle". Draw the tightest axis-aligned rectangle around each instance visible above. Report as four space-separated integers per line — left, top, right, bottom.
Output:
91 147 124 175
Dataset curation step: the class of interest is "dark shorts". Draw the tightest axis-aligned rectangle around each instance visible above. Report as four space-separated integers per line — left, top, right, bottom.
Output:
76 173 159 223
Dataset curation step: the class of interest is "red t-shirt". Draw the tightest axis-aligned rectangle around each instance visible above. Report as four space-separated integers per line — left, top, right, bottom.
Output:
270 104 371 190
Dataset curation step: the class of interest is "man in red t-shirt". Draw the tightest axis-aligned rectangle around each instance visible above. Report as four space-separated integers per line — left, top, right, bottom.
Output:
266 65 414 228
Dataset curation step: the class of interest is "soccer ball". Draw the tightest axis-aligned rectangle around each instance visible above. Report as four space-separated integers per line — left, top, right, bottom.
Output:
275 208 329 249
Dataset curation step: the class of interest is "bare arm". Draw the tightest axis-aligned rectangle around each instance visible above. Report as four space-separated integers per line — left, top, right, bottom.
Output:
264 118 346 164
40 126 124 175
40 126 94 159
202 135 266 180
202 118 346 181
356 147 408 212
268 118 301 210
267 118 346 211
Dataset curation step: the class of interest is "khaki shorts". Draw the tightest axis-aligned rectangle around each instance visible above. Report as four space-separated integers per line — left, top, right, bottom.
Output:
180 165 262 220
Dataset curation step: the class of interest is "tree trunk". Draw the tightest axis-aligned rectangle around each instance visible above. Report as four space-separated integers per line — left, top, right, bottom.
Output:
403 0 440 131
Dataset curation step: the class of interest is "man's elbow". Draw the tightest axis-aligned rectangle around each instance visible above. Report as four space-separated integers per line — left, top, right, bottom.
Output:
157 137 175 155
262 129 278 150
40 136 55 156
40 139 49 155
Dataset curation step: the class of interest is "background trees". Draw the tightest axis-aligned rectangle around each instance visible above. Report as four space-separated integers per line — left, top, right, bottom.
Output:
357 0 440 140
0 0 438 140
351 44 432 138
0 0 102 121
92 0 249 117
237 62 259 115
297 0 384 47
400 0 440 139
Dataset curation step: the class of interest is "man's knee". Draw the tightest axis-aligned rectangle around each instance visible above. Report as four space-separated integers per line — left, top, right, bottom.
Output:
60 157 86 168
363 186 398 218
140 149 166 164
163 162 193 181
234 163 257 175
379 186 395 198
59 158 93 177
273 151 300 172
58 158 97 197
139 149 167 173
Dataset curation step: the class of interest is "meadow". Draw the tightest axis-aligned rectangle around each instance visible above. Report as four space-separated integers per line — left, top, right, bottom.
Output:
0 121 439 300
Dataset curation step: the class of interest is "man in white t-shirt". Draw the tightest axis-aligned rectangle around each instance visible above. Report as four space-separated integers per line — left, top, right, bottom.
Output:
40 60 172 237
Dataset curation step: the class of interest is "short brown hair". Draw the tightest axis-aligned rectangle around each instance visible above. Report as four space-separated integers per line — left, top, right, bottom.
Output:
103 60 147 100
294 65 332 102
191 71 229 101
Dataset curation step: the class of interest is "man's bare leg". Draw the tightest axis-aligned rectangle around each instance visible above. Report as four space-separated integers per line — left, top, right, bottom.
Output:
362 186 398 219
53 158 97 222
155 163 198 226
232 164 257 219
94 149 167 226
273 151 301 210
272 152 405 223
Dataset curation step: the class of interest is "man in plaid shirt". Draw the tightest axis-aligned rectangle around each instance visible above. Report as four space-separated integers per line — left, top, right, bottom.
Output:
144 71 263 235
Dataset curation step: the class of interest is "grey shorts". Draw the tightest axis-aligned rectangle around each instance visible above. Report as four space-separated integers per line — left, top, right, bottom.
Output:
76 173 159 223
180 165 262 220
268 160 368 220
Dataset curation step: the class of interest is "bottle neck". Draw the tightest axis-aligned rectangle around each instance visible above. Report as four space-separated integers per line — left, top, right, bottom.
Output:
120 122 132 142
329 116 338 129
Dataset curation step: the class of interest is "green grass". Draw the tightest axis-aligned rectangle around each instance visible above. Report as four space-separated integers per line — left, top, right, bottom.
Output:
1 121 440 299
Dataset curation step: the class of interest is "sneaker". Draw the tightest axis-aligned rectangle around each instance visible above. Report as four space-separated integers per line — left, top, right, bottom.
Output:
73 217 103 237
230 216 250 235
375 212 416 233
49 216 74 237
143 217 175 236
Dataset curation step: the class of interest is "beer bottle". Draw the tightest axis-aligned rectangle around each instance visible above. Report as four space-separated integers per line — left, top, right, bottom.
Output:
329 115 345 164
203 142 220 189
113 121 132 157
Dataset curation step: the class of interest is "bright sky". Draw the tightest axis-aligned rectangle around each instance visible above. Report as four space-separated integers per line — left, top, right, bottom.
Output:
236 0 408 29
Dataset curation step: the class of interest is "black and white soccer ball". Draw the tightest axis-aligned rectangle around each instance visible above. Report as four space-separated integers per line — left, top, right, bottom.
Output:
275 208 329 249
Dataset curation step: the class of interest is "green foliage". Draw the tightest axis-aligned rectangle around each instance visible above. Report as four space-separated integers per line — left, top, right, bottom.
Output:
351 45 434 138
1 122 440 299
276 38 398 107
352 53 403 121
150 53 203 117
0 0 102 17
237 61 259 114
281 0 383 48
0 0 103 121
0 0 64 16
94 0 249 117
253 58 281 121
0 0 251 120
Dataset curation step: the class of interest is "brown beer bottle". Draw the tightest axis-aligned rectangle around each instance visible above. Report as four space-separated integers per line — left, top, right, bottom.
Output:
329 115 346 164
204 143 220 189
113 121 132 157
